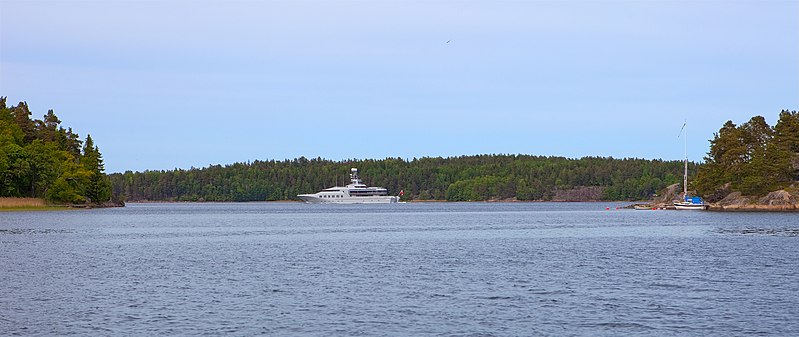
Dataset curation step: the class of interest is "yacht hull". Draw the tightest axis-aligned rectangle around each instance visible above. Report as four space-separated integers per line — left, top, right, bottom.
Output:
298 195 399 204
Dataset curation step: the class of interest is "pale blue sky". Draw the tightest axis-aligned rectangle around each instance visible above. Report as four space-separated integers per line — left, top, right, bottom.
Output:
1 0 797 173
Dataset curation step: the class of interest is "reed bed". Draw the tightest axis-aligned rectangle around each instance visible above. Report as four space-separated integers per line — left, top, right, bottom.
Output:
0 197 46 208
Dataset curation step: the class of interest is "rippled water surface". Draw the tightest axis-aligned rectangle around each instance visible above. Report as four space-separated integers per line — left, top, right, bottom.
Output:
2 202 798 336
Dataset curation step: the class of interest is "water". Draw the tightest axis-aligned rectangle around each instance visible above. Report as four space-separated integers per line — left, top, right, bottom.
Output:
1 202 798 336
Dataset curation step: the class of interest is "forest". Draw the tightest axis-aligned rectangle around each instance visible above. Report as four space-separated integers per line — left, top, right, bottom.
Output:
695 109 799 200
0 97 112 204
5 97 793 204
109 155 692 202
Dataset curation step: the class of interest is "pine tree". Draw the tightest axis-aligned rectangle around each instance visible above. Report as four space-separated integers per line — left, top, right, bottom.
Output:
738 116 775 194
80 135 111 203
10 101 36 143
771 110 799 182
696 120 743 194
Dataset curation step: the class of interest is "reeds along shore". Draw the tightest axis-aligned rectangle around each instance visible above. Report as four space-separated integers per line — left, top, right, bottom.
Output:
0 197 46 208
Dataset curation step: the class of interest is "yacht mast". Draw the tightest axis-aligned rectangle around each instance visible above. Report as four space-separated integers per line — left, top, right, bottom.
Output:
683 123 688 199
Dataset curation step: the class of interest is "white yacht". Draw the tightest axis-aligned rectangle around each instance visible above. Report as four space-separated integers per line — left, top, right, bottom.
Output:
297 168 401 204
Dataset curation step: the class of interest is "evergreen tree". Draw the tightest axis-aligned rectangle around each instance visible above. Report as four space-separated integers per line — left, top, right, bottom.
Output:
770 110 799 182
10 101 36 143
738 116 775 195
696 121 741 194
80 134 111 203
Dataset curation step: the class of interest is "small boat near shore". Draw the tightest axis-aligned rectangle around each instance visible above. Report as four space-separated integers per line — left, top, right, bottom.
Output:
674 196 708 210
674 123 707 210
297 168 401 204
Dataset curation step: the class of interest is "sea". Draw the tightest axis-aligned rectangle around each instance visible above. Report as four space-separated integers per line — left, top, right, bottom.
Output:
1 202 798 336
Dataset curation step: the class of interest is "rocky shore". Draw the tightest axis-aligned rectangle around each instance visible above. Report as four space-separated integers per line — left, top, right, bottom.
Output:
633 183 799 211
708 190 798 211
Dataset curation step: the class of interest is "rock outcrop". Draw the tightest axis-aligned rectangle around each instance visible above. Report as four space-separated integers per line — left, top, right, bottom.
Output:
636 183 683 209
552 186 605 202
653 183 681 205
708 188 798 211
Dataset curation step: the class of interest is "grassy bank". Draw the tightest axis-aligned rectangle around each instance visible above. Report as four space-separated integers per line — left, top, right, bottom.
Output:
0 197 45 207
0 198 68 211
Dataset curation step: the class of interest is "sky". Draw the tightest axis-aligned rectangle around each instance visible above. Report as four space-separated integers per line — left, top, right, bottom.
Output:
1 0 797 173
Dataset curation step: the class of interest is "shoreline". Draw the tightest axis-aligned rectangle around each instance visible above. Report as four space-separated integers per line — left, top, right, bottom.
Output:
0 197 125 211
707 205 798 212
626 202 798 212
123 199 634 204
7 199 795 211
0 205 71 212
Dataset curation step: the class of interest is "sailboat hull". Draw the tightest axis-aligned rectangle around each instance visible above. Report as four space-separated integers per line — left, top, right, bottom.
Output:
674 203 707 210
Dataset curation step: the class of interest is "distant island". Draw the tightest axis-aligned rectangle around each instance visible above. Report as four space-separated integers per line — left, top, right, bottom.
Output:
0 97 115 208
109 155 691 202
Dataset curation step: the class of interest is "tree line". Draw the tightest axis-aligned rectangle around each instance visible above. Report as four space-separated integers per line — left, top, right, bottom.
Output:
0 97 112 204
695 110 799 199
109 155 691 202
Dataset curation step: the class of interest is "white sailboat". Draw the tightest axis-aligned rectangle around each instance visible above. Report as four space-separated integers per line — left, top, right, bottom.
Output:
674 123 707 210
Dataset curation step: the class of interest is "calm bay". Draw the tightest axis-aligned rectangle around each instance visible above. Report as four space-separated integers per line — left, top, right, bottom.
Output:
2 202 797 336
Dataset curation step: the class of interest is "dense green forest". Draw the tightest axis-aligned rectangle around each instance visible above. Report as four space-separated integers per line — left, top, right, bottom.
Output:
695 110 799 199
0 97 112 204
110 155 692 202
6 97 792 205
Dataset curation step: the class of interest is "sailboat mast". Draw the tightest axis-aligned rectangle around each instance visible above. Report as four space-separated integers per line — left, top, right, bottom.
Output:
673 122 705 210
683 123 688 199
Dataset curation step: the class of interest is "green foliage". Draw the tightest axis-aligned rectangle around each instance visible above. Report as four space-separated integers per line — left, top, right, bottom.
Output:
0 97 111 204
47 176 86 204
110 155 687 202
696 110 799 197
445 176 514 201
771 110 799 182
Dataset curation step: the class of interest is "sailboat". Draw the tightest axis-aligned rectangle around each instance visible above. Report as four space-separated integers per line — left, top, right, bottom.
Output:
674 123 708 210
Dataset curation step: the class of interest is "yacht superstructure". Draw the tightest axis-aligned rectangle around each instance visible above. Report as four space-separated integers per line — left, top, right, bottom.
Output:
297 168 400 204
